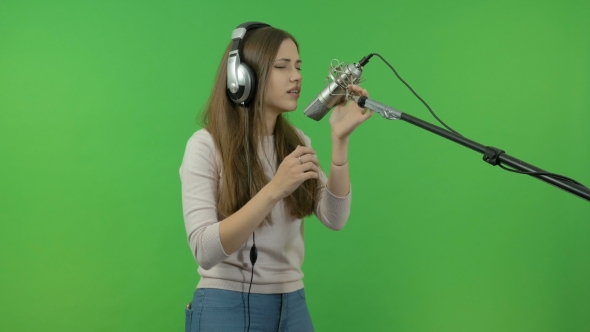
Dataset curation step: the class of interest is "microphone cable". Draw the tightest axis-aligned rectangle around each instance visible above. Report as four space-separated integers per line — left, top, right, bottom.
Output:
367 53 587 189
366 53 462 136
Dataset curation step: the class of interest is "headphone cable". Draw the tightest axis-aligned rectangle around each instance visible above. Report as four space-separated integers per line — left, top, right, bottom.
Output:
243 103 257 332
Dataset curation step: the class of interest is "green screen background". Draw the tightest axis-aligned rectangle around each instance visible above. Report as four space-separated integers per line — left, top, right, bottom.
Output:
1 0 589 331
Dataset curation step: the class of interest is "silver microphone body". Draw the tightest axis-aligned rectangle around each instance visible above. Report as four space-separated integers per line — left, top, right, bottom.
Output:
303 63 363 121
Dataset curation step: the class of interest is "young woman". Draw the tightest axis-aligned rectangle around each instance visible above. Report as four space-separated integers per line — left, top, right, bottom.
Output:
180 22 372 331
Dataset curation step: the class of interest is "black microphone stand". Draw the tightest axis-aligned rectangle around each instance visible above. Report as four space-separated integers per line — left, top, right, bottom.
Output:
355 96 590 202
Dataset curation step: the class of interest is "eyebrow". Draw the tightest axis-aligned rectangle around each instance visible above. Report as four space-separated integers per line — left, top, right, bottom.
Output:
275 58 302 63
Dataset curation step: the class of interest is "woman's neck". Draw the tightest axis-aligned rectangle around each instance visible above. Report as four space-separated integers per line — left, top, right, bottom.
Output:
265 111 279 136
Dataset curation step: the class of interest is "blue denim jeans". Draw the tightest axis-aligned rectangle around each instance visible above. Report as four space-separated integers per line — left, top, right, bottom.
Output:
185 288 315 332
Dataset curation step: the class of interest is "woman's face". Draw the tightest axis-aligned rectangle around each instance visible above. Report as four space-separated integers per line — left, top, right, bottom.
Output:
264 38 302 116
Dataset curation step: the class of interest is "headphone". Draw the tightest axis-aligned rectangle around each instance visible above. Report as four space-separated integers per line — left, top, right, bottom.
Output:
226 22 271 104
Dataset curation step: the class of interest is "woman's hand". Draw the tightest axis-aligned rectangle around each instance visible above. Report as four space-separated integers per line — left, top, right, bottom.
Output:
218 146 318 255
268 145 320 199
329 85 373 141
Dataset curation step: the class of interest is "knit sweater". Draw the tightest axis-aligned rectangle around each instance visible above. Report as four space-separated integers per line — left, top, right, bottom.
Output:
180 128 351 294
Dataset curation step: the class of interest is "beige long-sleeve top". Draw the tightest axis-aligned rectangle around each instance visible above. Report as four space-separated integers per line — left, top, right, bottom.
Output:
180 128 351 294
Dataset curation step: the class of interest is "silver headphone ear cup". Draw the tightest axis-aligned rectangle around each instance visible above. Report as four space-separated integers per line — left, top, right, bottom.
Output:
226 22 269 105
228 63 256 104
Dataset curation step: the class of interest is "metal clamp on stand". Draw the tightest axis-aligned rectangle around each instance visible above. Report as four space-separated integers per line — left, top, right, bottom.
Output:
483 146 505 166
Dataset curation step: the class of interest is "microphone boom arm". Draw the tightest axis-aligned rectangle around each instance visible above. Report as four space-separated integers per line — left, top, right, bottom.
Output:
352 96 590 202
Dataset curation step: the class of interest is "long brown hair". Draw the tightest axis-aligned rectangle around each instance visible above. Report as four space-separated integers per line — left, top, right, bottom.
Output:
199 26 319 225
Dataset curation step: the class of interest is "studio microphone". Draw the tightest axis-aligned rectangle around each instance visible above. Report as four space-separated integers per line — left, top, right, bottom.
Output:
303 54 373 121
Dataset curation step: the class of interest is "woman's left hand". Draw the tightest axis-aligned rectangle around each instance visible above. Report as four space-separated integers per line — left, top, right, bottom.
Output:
329 84 373 141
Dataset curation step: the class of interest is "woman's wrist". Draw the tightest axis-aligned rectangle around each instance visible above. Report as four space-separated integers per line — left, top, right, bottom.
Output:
331 159 348 167
263 180 284 203
331 133 349 167
331 131 349 145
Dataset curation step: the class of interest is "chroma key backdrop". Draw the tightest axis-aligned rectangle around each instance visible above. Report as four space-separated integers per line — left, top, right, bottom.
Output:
1 0 589 331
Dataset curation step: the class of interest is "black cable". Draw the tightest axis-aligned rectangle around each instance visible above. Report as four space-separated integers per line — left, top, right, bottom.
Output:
247 233 256 332
370 53 461 136
499 163 585 186
372 52 588 189
243 103 257 332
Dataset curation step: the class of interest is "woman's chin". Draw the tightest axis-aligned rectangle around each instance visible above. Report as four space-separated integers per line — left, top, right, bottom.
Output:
279 104 298 113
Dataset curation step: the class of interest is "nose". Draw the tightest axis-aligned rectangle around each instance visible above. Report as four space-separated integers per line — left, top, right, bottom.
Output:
290 68 302 82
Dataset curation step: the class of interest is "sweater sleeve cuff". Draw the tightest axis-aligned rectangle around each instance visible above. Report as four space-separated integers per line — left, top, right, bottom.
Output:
197 222 230 270
324 184 351 199
316 184 351 230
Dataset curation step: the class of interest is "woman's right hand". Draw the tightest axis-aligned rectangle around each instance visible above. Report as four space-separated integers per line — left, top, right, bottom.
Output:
269 145 320 199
